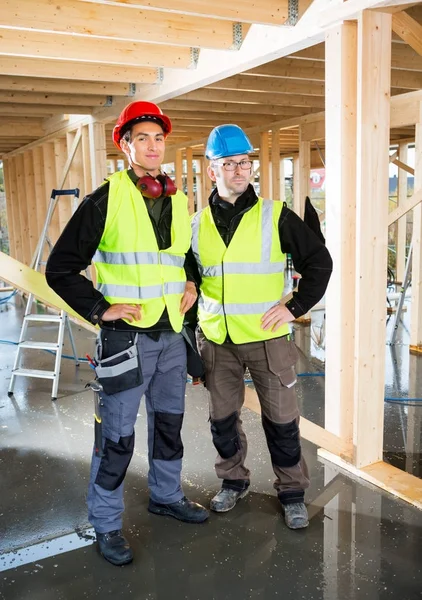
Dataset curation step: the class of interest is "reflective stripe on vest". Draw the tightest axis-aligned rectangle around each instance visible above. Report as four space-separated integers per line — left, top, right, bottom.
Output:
97 281 186 299
93 250 185 268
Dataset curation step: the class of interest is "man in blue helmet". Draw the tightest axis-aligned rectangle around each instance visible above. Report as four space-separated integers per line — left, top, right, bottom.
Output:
190 124 332 529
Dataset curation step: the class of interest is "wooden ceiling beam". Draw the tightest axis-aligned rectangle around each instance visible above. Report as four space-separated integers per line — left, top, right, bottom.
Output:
0 91 108 106
246 59 325 80
161 99 317 117
0 56 159 84
0 0 246 51
166 110 285 123
0 103 93 116
78 0 290 25
0 75 134 96
208 74 325 96
177 88 326 108
392 11 422 56
0 123 45 137
0 29 195 68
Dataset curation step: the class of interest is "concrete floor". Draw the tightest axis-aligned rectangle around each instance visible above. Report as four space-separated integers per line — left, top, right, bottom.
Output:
0 295 422 600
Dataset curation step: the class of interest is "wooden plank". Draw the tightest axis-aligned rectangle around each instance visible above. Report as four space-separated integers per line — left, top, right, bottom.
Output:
23 150 38 259
2 159 17 259
410 106 422 347
324 21 357 452
259 132 270 198
396 143 408 284
354 10 392 468
88 120 107 189
298 126 310 217
162 99 318 117
0 251 97 334
0 56 158 84
174 149 184 192
387 188 422 225
300 119 325 142
392 157 414 176
318 450 422 510
0 103 93 116
4 159 22 261
178 88 326 108
0 75 132 97
0 122 44 137
390 89 422 128
0 0 244 50
244 387 351 459
186 147 195 214
15 154 31 266
42 142 61 245
0 29 194 68
0 91 109 107
32 146 49 266
392 11 422 57
271 129 281 201
209 75 325 96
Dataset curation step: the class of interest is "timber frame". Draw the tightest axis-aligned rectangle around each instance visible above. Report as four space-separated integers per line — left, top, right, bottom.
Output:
1 0 422 508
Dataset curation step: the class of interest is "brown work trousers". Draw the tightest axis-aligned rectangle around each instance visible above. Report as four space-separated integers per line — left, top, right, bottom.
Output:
197 332 310 498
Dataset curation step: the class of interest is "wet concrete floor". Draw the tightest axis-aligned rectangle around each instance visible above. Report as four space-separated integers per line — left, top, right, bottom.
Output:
0 296 421 599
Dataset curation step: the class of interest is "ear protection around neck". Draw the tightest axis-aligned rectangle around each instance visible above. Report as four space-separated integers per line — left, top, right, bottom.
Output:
136 173 177 199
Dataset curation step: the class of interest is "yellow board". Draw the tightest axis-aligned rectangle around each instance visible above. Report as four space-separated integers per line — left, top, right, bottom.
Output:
0 251 97 334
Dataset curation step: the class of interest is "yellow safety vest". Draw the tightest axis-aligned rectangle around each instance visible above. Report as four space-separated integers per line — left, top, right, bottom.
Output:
93 170 191 332
191 197 289 344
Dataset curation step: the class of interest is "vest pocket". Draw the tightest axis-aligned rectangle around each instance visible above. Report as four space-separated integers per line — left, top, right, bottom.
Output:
264 336 298 382
95 331 143 395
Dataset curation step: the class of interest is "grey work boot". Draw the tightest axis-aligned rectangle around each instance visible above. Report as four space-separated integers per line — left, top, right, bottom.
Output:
210 487 249 513
281 502 309 529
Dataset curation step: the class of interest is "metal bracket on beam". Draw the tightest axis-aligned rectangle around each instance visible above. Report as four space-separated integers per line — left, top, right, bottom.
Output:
189 48 199 69
156 67 164 84
128 83 136 96
232 23 243 50
286 0 299 26
104 96 113 107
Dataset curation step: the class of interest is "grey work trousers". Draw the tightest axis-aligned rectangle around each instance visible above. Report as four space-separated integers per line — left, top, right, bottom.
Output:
197 332 310 503
87 331 187 533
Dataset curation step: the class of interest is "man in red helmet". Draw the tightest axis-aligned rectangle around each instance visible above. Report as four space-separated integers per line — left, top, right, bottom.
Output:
46 101 209 566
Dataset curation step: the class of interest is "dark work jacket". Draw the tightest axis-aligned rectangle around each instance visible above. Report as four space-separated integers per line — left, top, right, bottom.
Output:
46 169 195 333
187 184 332 320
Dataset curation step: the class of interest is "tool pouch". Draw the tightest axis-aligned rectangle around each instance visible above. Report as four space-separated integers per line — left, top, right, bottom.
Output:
95 330 143 395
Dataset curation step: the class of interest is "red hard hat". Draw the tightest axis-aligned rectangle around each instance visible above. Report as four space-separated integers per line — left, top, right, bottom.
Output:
112 101 172 149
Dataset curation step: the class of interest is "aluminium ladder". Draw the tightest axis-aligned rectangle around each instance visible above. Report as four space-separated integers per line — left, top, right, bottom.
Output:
8 188 80 401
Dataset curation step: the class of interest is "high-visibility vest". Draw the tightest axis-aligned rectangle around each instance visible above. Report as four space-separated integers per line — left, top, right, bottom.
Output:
191 197 288 344
93 170 191 332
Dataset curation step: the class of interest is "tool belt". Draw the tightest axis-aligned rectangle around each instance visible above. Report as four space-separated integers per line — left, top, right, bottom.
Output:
95 330 143 395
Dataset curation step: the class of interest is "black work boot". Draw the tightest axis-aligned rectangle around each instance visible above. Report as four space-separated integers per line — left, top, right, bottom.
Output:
96 530 133 566
148 496 209 523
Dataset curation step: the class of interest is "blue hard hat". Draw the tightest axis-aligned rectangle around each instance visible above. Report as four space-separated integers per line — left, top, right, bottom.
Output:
205 124 254 160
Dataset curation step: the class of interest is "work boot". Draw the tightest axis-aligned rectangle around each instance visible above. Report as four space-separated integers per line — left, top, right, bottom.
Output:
148 496 209 523
281 502 309 529
210 487 249 513
96 530 133 566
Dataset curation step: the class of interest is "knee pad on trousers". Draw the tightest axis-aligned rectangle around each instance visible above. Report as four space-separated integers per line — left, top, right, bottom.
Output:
95 434 135 491
262 416 301 467
153 411 184 460
210 412 240 459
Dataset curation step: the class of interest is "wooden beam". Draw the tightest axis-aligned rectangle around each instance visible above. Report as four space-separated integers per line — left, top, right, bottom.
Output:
410 105 422 347
2 160 18 259
0 91 110 106
0 122 44 137
259 132 270 198
388 188 422 226
318 450 422 510
23 150 39 258
0 103 93 116
392 11 422 56
354 10 392 468
324 21 357 454
79 0 290 25
396 142 408 284
0 0 245 50
0 75 133 97
178 88 326 108
0 29 194 68
161 99 317 117
271 129 281 201
391 90 422 128
297 126 311 217
246 59 325 80
185 147 195 214
208 74 325 96
175 149 183 191
0 56 158 84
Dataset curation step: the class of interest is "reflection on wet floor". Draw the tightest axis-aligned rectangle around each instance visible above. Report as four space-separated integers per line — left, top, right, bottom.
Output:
0 296 421 599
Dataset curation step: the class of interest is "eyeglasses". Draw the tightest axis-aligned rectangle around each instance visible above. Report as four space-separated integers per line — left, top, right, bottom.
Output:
213 159 253 172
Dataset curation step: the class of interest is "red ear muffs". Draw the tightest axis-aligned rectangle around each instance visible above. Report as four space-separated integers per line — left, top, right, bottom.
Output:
136 173 177 199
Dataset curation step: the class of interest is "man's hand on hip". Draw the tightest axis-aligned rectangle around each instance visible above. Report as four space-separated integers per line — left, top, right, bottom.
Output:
180 281 197 315
261 302 295 331
101 304 142 323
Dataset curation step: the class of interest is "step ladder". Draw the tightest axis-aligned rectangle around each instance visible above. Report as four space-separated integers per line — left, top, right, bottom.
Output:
8 188 80 401
388 240 413 346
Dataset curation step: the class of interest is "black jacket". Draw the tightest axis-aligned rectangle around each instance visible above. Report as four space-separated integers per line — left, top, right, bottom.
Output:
46 169 195 332
188 185 332 319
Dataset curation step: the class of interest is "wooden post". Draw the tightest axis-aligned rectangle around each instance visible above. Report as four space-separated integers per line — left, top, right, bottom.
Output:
298 127 311 217
2 159 18 259
259 131 270 198
354 10 392 467
293 155 300 215
23 150 38 259
195 160 203 211
88 119 107 189
54 137 71 234
32 146 48 266
42 142 60 245
279 159 285 203
175 149 183 192
271 129 281 201
186 146 195 214
410 104 422 349
324 21 357 455
81 124 93 194
396 143 408 284
15 154 31 266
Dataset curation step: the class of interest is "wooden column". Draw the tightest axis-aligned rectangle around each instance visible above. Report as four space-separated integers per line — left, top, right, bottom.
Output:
54 137 71 234
293 155 301 215
186 147 195 214
42 142 60 245
2 159 18 259
271 129 281 201
23 150 38 259
81 124 93 194
396 143 408 284
410 104 422 349
259 131 270 198
195 160 203 211
324 21 357 455
67 130 85 206
88 119 107 189
175 149 183 192
15 154 31 266
298 127 311 218
32 146 48 265
354 10 392 467
279 159 285 203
